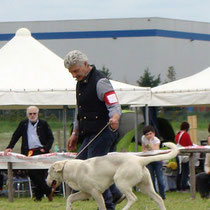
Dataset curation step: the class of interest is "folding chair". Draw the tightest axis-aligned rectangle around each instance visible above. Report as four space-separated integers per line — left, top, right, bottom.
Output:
13 176 33 198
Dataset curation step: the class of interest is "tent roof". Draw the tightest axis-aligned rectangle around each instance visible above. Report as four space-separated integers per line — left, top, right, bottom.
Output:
0 28 75 91
110 80 151 106
0 28 150 108
151 67 210 106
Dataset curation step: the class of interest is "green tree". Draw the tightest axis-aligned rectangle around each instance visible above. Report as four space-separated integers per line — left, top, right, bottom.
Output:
165 66 176 83
99 65 112 79
136 68 161 87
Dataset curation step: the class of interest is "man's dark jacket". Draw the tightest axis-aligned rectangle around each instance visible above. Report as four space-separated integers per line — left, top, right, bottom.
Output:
7 119 54 156
76 66 109 137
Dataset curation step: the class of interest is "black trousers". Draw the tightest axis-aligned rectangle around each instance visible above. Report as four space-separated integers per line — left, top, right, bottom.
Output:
176 157 189 191
28 150 51 200
0 174 3 190
196 172 210 198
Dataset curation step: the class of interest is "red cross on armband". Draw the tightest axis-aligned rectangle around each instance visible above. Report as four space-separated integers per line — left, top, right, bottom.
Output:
104 91 118 105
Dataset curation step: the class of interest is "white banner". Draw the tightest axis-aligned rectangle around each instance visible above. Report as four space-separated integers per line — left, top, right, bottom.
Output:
0 152 76 169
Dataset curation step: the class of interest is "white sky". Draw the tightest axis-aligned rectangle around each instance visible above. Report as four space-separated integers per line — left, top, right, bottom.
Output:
1 0 210 23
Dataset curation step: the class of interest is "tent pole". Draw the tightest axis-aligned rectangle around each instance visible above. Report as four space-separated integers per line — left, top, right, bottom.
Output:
145 104 149 125
134 107 139 152
63 106 67 151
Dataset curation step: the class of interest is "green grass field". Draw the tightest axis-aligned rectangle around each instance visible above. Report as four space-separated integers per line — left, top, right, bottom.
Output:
0 191 209 210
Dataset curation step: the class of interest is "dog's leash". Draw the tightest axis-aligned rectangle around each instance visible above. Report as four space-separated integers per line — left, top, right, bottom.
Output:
50 124 111 192
75 122 110 158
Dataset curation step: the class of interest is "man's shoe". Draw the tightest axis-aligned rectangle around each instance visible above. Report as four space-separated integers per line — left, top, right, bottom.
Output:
113 194 126 204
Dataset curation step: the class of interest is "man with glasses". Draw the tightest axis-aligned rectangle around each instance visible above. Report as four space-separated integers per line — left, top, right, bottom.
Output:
4 106 54 201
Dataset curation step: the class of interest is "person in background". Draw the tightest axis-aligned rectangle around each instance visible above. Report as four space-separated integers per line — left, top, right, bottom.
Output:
175 121 193 192
64 50 124 210
141 125 166 199
196 125 210 198
4 106 55 201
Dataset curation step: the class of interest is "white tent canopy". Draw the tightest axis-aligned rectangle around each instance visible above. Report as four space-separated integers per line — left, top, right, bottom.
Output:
151 67 210 106
110 80 150 106
0 28 150 108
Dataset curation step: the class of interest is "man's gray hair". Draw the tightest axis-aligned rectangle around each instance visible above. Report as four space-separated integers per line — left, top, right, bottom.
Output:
64 50 88 69
26 106 39 114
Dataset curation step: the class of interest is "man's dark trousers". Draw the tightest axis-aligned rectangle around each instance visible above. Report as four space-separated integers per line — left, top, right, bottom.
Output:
76 127 121 210
28 150 51 200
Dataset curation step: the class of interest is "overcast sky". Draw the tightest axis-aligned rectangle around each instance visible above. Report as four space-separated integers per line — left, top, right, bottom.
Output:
1 0 210 23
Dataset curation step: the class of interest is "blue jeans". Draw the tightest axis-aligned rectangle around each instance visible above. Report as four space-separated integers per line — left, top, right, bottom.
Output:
76 127 120 210
147 161 165 199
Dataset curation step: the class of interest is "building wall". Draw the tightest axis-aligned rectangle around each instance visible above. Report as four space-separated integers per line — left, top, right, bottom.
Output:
1 17 210 85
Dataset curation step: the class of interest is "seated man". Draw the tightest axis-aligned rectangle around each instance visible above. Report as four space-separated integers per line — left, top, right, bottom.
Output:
4 106 55 201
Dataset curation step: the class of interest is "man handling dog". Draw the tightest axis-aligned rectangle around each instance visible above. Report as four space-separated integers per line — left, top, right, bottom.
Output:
64 50 124 210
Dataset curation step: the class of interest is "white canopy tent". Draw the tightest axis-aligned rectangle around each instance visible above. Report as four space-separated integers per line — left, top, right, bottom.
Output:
0 28 150 109
151 67 210 107
0 28 75 109
0 28 151 150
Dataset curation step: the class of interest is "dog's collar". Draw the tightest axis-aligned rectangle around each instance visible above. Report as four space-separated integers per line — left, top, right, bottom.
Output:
61 160 68 181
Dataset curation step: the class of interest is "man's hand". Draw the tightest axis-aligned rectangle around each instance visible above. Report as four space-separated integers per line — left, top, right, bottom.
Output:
67 132 79 151
4 148 12 156
109 114 120 131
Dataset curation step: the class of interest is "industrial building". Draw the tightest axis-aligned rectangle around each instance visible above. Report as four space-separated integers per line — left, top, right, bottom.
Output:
1 17 210 85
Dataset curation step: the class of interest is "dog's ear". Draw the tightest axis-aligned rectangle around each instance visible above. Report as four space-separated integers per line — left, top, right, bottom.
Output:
53 161 67 172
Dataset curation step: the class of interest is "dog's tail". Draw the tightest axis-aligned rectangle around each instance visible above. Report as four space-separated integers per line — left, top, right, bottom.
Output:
141 142 179 166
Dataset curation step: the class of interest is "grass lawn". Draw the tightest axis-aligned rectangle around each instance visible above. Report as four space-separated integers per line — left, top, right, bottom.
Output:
0 191 209 210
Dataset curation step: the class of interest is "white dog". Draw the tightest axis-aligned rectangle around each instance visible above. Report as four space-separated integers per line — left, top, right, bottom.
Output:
47 142 179 210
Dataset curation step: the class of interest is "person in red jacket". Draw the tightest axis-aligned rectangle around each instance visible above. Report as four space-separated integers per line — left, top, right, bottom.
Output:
175 121 193 191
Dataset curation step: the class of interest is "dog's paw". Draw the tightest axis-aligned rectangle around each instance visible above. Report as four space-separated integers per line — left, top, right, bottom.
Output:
66 205 72 210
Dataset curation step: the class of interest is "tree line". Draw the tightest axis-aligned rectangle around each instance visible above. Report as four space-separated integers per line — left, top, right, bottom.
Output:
100 65 176 87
